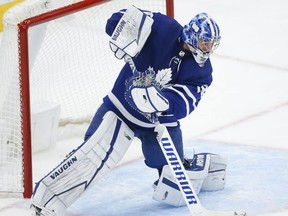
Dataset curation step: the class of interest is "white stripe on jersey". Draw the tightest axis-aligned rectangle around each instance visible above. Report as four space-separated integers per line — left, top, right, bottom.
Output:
167 86 190 117
174 84 197 111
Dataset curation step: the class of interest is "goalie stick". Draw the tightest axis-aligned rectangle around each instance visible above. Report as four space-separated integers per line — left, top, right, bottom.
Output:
124 55 246 216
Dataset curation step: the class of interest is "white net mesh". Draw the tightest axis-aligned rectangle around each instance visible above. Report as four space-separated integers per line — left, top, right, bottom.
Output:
0 0 170 196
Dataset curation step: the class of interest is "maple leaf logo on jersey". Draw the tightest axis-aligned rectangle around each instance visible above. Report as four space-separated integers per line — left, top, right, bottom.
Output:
155 68 172 87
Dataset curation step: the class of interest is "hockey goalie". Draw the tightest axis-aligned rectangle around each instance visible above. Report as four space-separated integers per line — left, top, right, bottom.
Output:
31 5 225 216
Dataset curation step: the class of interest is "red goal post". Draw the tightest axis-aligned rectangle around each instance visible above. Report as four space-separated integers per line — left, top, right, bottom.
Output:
0 0 174 199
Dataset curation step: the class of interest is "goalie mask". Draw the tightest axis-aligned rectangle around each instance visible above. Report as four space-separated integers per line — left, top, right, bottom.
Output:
182 13 221 67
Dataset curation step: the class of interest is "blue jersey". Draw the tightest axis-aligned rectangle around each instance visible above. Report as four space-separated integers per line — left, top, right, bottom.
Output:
103 10 213 131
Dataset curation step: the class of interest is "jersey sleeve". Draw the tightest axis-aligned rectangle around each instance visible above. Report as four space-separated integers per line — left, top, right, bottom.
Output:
162 83 208 119
162 60 213 120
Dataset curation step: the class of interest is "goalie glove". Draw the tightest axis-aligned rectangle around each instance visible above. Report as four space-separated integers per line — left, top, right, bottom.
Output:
125 68 169 123
109 5 154 59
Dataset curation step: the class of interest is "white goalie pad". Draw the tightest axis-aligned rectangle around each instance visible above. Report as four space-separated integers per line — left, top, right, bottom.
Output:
152 153 227 207
31 111 134 215
109 5 154 59
202 154 227 191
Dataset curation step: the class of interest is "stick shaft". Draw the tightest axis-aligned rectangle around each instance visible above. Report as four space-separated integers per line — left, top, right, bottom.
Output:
155 124 207 216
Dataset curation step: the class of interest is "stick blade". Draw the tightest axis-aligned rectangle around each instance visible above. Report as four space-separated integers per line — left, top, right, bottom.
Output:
208 210 247 216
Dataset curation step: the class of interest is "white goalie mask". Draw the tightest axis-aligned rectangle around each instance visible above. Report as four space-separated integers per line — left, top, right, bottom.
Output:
182 13 221 67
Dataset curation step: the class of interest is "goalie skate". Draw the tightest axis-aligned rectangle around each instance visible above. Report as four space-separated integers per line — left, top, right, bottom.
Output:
31 204 56 216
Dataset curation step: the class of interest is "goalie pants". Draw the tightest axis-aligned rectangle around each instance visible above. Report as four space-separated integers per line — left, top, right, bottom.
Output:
85 103 184 175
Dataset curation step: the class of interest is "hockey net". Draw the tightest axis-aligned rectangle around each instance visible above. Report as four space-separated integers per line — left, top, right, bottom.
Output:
0 0 174 198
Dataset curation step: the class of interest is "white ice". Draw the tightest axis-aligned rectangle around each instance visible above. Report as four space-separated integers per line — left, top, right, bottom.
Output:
1 0 288 215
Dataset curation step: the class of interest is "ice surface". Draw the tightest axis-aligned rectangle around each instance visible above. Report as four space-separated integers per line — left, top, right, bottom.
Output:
65 142 288 216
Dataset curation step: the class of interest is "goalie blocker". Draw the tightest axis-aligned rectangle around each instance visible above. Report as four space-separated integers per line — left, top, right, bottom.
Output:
31 111 134 216
153 153 227 206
